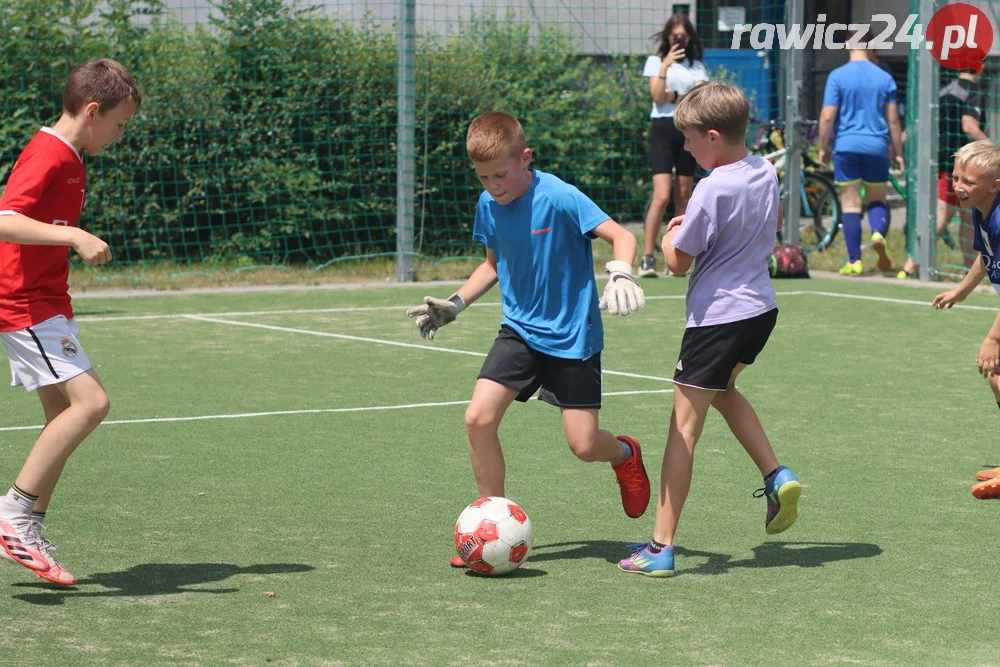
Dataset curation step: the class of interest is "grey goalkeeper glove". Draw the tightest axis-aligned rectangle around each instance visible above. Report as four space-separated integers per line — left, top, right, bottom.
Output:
599 260 646 316
406 294 466 340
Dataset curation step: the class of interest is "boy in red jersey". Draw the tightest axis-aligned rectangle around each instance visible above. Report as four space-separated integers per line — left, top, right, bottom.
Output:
0 59 140 586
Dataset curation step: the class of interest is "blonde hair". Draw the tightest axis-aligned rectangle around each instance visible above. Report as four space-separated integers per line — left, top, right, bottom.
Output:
954 140 1000 178
466 111 527 162
63 59 142 116
672 81 749 144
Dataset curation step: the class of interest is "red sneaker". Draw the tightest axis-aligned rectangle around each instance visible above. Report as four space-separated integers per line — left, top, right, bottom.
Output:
450 555 467 568
975 467 1000 482
972 478 1000 499
612 436 651 518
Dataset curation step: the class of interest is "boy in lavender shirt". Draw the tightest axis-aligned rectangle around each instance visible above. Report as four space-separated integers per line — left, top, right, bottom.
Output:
619 82 801 577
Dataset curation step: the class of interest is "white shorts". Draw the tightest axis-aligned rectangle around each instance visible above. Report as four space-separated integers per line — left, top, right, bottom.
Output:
0 315 92 392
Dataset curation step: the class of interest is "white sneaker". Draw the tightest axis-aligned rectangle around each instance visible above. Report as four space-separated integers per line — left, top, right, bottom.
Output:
30 520 76 586
0 497 49 572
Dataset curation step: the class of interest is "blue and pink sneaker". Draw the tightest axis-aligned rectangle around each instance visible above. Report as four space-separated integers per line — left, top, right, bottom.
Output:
755 465 801 534
618 543 675 577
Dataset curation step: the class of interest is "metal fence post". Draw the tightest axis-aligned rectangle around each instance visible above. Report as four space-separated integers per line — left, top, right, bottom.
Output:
782 0 804 247
396 0 416 282
915 0 938 281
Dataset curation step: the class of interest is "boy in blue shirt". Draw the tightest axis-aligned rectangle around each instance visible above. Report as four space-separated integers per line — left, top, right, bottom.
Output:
618 82 800 577
932 140 1000 497
406 111 651 568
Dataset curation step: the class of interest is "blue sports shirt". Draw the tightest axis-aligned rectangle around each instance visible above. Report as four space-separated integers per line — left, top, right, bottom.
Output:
823 60 897 155
472 170 608 359
972 195 1000 295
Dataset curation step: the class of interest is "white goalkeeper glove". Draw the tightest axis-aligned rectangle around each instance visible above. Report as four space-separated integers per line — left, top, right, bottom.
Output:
406 294 466 340
599 260 645 316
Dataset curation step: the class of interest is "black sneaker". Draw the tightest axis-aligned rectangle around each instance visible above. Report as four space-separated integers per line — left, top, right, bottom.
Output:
639 254 658 278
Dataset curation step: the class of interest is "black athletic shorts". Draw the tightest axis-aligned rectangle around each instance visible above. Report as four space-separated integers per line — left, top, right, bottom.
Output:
649 116 697 177
478 325 602 409
673 308 778 391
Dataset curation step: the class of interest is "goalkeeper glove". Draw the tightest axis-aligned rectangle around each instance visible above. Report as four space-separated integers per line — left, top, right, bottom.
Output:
406 294 466 340
599 260 645 316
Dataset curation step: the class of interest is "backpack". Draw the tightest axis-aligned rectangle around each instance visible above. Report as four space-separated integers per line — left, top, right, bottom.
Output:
769 244 809 278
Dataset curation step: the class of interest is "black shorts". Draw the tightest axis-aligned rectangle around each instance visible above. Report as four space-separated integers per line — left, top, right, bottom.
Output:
649 117 697 177
673 309 778 391
478 326 602 409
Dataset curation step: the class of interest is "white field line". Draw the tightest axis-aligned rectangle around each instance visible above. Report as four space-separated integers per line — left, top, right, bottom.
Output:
4 288 979 433
74 295 689 323
183 315 676 383
72 289 992 326
804 290 1000 313
0 388 675 432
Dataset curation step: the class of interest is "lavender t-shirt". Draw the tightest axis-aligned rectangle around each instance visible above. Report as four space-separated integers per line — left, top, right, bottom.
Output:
672 153 778 327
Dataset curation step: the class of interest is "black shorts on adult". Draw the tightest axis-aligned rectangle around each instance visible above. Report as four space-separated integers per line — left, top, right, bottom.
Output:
478 325 602 409
673 308 778 391
649 116 696 177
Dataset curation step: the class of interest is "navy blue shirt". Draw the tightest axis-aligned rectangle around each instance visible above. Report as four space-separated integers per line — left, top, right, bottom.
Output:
972 195 1000 294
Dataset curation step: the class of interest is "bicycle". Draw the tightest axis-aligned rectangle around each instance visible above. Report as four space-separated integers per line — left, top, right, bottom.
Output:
752 120 842 254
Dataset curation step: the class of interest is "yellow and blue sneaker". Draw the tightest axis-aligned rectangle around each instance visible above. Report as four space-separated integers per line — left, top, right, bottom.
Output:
755 465 801 535
618 543 675 577
871 232 891 271
838 260 863 276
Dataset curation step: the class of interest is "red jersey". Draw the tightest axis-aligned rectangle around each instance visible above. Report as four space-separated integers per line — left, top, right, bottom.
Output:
0 128 86 331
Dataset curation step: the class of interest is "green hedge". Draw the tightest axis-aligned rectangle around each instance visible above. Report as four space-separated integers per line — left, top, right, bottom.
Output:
0 0 670 269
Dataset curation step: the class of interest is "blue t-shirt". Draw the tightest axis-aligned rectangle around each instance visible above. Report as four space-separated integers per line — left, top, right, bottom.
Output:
823 60 897 155
472 170 608 359
972 195 1000 295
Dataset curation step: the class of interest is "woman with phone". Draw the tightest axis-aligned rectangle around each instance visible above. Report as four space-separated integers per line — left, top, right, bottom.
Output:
639 14 709 277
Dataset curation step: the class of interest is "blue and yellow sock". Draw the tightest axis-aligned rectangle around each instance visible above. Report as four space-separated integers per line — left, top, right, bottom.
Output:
867 202 888 237
843 212 862 262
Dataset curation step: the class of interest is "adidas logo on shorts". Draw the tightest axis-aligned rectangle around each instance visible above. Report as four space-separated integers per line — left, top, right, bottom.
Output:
676 359 683 371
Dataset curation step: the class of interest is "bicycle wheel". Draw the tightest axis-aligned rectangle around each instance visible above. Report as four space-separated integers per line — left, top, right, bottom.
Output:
787 172 841 253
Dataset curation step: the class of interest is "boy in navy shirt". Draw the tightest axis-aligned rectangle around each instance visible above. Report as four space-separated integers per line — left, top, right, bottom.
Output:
932 140 1000 497
406 111 651 567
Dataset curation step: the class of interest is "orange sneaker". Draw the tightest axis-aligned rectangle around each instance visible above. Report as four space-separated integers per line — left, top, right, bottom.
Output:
975 467 1000 482
30 521 76 587
972 478 1000 499
450 555 467 568
612 436 651 518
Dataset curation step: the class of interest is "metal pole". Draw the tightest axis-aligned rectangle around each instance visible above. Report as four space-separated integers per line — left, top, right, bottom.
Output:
782 0 803 246
915 0 937 281
396 0 416 282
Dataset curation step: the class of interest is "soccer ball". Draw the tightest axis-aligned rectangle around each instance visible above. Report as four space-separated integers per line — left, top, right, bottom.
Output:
454 496 534 575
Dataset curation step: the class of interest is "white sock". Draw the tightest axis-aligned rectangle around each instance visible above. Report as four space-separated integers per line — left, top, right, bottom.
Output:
5 486 36 512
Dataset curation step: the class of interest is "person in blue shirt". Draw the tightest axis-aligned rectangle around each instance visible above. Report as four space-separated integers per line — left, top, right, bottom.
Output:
932 140 1000 498
818 39 905 276
405 111 651 568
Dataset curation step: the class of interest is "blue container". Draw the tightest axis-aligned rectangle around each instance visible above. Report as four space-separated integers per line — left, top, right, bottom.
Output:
704 48 777 122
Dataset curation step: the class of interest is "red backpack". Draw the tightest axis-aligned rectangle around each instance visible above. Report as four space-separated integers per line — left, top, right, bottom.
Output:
769 244 809 278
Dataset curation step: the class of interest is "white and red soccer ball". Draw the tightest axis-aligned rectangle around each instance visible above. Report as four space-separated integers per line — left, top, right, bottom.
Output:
454 496 533 575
